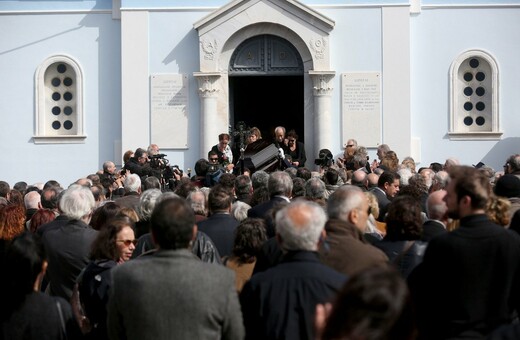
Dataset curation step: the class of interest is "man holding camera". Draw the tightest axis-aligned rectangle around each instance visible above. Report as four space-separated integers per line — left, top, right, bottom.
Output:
124 148 152 177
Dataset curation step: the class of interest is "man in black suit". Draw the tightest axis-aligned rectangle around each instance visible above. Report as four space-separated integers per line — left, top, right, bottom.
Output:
370 171 400 222
41 185 98 300
421 189 448 241
247 171 292 237
240 200 346 340
197 184 238 257
409 166 520 339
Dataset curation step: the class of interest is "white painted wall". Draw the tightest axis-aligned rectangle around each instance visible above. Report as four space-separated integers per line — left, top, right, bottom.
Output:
0 11 121 186
1 0 519 187
411 7 520 170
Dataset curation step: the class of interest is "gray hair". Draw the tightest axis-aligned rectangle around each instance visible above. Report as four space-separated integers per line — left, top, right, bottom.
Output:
507 154 520 172
347 139 358 147
327 185 365 222
444 158 460 168
137 188 163 220
397 168 413 186
124 173 141 193
420 168 435 189
433 170 449 190
284 167 297 178
305 177 326 199
187 189 207 216
60 184 96 220
426 190 448 220
251 170 269 190
102 161 114 172
276 199 326 252
268 171 293 197
353 153 367 167
231 201 251 222
274 126 286 135
377 144 391 154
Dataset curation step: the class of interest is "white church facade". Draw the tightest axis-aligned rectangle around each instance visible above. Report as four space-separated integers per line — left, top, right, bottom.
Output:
1 0 519 185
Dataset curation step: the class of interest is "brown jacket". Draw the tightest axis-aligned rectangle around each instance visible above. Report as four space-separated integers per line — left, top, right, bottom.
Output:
319 219 389 276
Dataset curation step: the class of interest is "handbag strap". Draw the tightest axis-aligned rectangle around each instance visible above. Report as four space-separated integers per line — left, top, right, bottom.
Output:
56 300 68 340
393 240 415 265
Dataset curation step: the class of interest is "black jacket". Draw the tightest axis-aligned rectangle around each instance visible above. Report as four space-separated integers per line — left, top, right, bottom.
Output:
133 231 221 264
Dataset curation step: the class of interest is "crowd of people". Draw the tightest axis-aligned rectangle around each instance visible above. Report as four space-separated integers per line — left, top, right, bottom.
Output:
1 131 520 340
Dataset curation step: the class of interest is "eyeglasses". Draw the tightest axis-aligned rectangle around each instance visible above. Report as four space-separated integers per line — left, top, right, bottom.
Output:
346 145 355 148
209 158 219 161
503 163 509 168
117 239 138 246
288 139 296 143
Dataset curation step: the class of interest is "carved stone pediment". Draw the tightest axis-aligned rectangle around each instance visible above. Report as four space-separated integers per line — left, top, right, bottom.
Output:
193 0 335 73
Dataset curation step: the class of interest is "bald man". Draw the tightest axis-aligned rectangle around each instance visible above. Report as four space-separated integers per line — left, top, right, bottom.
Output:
421 189 448 241
366 173 379 190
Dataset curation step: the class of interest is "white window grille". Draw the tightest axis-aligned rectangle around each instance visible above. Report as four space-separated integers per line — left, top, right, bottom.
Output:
448 50 501 140
34 55 86 143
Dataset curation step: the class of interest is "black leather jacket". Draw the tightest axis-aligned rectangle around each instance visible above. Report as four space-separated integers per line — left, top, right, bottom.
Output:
374 239 428 278
133 231 221 264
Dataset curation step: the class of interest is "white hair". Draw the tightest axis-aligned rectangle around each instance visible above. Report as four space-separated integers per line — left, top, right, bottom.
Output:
60 184 96 220
124 173 141 193
231 201 251 222
397 168 413 186
187 190 207 217
137 188 163 220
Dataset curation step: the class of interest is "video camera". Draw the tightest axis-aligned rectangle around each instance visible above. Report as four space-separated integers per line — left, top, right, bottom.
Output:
149 153 169 169
148 154 185 190
314 149 334 168
207 163 223 175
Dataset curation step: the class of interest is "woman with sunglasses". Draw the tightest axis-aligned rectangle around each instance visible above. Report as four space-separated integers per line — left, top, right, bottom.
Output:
73 216 136 339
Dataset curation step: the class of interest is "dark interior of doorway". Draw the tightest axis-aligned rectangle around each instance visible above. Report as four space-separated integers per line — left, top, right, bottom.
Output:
230 75 304 144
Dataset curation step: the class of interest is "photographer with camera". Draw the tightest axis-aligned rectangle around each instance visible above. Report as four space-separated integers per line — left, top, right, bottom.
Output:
99 161 125 199
124 148 156 179
315 149 335 171
206 151 227 187
149 153 185 191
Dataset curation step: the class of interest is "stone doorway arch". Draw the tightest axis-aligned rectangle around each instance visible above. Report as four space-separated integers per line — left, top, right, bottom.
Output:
193 0 336 166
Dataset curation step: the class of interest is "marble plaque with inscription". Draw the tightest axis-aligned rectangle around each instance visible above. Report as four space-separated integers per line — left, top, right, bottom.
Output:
341 73 381 148
150 74 189 149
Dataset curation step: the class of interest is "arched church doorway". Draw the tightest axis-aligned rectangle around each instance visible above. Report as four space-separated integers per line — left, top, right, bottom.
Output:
229 35 304 145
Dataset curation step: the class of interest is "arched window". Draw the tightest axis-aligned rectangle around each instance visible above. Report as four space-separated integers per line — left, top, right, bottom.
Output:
449 50 501 140
34 55 86 143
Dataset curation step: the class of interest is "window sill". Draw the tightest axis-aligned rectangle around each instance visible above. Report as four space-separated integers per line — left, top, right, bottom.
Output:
447 131 502 141
33 135 87 144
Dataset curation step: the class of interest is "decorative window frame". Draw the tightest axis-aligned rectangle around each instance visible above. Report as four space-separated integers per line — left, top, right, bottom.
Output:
448 49 501 140
34 54 86 144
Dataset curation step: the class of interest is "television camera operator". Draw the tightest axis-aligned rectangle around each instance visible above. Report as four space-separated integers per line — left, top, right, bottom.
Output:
315 149 335 173
124 148 157 179
123 148 181 189
148 153 185 191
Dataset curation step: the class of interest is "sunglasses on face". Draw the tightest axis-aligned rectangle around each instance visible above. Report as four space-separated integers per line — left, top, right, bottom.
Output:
117 239 138 246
